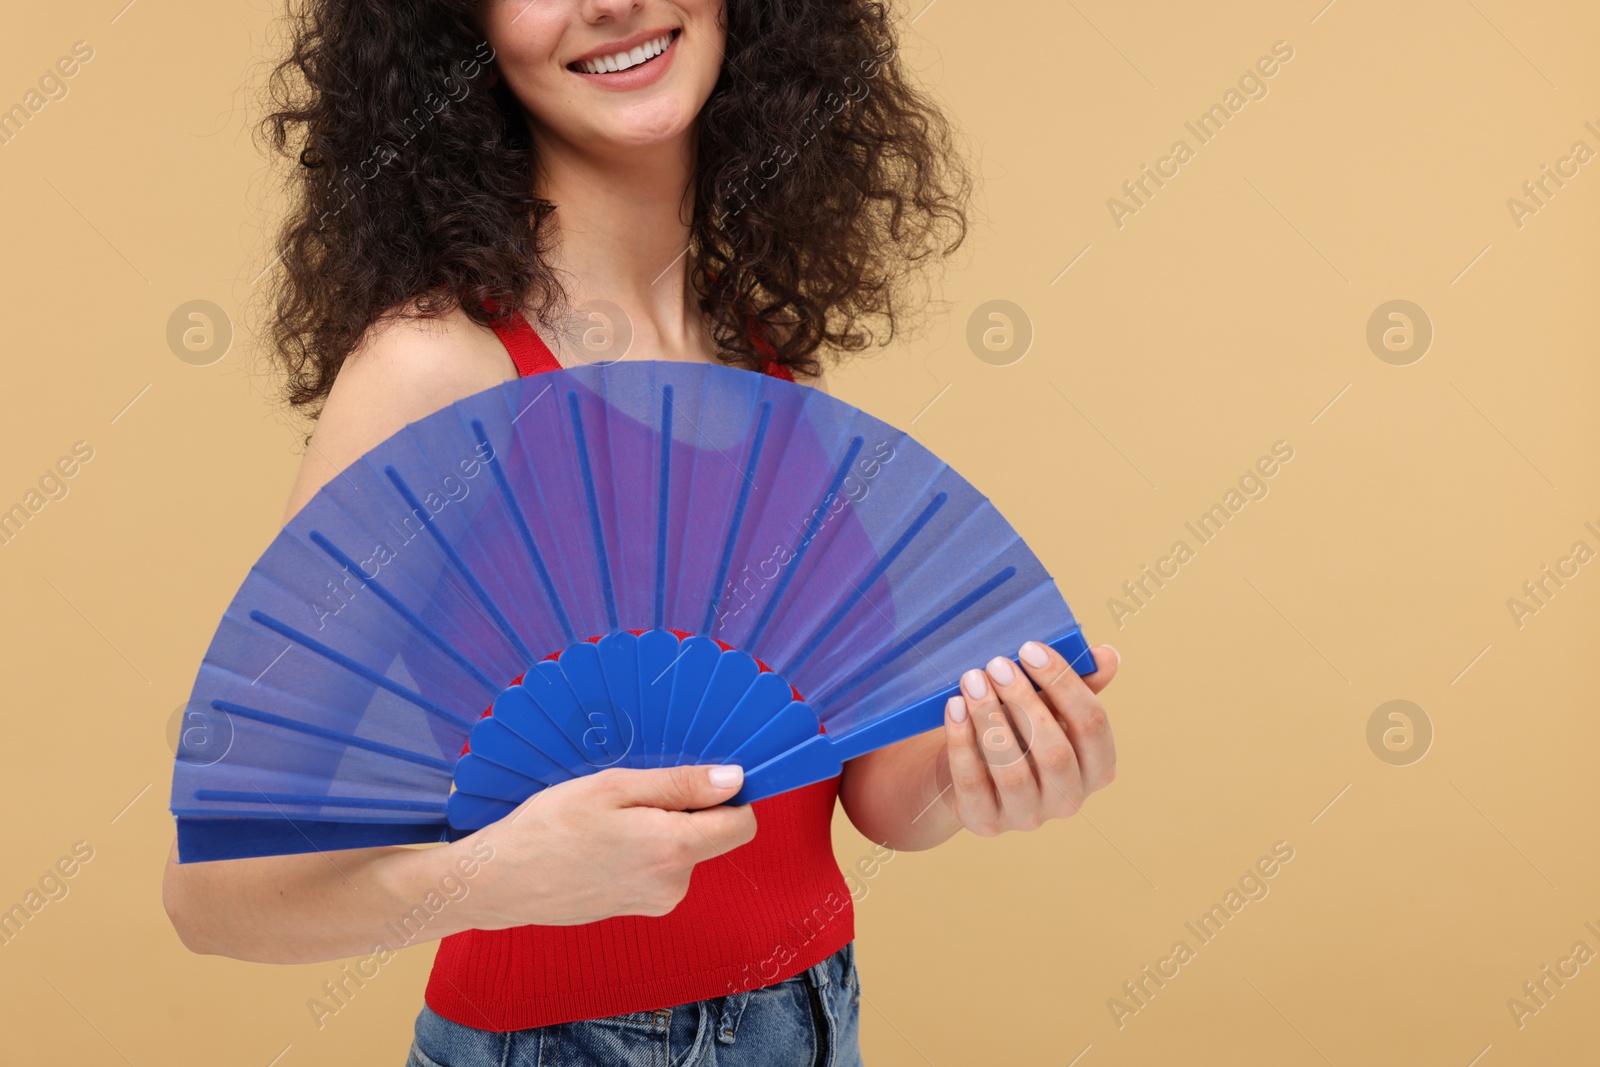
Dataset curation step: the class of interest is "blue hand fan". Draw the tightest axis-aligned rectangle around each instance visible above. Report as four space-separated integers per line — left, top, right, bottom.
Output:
170 360 1094 862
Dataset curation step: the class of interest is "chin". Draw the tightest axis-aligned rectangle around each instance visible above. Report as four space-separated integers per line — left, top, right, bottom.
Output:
596 106 699 149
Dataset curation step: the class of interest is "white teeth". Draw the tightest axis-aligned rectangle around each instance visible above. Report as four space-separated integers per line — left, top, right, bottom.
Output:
578 33 672 74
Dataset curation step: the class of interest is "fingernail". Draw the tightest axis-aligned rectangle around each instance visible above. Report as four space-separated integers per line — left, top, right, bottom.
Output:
709 765 743 788
1020 641 1049 669
987 657 1015 686
962 669 989 699
1106 645 1122 669
946 695 968 724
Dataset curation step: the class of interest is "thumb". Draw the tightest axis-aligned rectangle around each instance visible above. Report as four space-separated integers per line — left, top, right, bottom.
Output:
599 763 745 812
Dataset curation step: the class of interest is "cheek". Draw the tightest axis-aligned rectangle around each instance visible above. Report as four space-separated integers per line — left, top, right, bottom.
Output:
485 10 569 103
686 0 728 73
687 32 727 95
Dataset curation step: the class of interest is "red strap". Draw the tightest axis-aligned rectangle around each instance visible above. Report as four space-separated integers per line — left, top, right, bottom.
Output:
747 313 795 382
483 297 563 378
705 268 795 382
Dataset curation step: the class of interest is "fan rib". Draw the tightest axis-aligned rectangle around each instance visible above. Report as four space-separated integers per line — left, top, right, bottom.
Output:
819 564 1018 711
597 632 644 768
701 400 775 634
783 491 949 675
247 609 475 728
307 530 499 696
555 641 631 768
383 465 537 664
745 435 865 649
474 418 579 647
653 385 673 630
565 392 620 632
210 699 454 772
636 628 679 767
193 790 448 814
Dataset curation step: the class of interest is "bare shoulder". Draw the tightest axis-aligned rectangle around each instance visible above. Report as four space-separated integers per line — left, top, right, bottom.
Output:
283 303 516 520
792 364 831 395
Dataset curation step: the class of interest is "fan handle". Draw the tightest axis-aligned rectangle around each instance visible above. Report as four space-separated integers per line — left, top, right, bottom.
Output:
732 629 1096 804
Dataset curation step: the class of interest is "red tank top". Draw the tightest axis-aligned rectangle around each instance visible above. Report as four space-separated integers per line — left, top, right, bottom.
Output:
423 306 854 1031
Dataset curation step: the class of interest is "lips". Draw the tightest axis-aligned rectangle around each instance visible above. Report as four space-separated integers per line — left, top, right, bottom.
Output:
568 28 680 75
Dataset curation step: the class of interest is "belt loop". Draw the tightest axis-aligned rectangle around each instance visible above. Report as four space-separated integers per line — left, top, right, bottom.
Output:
810 953 833 991
715 991 750 1045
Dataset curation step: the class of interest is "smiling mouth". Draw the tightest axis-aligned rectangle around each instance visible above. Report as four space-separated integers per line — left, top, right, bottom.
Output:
569 29 680 75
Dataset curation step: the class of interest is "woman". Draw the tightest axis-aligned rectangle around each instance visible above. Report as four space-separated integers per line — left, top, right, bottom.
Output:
162 1 1121 1063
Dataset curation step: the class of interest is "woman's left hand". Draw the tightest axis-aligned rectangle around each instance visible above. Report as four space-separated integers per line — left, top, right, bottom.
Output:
937 640 1119 836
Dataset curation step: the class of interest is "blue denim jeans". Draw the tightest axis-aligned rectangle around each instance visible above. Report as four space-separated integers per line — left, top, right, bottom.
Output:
406 941 862 1067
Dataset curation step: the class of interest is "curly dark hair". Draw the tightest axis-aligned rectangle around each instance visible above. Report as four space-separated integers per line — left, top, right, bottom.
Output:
260 0 971 414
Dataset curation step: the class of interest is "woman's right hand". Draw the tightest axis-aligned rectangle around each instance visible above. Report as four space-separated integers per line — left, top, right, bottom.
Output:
448 763 757 929
165 319 763 966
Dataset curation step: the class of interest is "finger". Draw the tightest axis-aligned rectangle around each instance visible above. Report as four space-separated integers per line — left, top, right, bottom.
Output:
676 802 760 861
965 665 1040 820
1033 643 1119 696
983 655 1083 821
942 693 1001 834
599 763 746 811
1019 641 1116 794
1080 645 1121 695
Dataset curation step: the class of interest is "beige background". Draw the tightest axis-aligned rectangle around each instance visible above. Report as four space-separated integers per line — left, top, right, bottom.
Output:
2 1 1597 1064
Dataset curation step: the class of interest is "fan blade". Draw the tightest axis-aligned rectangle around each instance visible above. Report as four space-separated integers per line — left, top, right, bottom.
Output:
699 672 796 764
596 631 643 767
731 734 843 805
180 816 449 861
447 791 518 830
452 751 549 802
724 702 825 770
659 637 720 765
679 648 760 760
513 661 614 774
470 697 579 778
554 641 632 768
635 628 680 767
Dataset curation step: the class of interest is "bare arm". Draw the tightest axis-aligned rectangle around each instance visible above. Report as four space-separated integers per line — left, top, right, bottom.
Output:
163 309 516 961
162 836 487 962
163 761 755 963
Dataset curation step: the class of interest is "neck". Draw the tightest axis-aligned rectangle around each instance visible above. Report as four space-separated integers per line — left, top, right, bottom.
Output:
532 128 708 361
